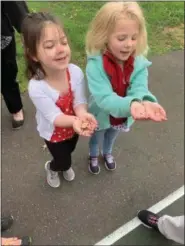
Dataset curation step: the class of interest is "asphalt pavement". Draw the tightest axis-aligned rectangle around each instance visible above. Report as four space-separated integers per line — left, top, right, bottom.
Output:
1 51 184 245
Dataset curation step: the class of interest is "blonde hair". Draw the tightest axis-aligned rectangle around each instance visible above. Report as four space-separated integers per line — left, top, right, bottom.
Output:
85 2 148 56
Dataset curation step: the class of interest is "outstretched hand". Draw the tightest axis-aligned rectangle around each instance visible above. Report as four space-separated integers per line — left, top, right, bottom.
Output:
130 101 147 120
142 101 167 122
72 113 98 137
130 101 167 122
79 112 98 130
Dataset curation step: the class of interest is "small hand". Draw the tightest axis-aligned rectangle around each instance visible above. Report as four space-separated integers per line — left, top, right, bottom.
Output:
72 117 96 137
72 117 85 136
142 101 167 122
130 101 147 120
79 112 98 131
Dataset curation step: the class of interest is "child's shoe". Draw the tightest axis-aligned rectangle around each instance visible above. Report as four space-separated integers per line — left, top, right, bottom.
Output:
103 154 116 171
45 161 60 188
63 167 75 181
88 156 100 174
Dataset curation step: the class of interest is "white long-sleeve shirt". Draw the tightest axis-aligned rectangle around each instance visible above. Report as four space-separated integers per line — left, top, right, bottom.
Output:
28 64 87 141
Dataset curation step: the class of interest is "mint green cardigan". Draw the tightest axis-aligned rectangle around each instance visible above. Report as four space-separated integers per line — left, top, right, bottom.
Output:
86 54 158 130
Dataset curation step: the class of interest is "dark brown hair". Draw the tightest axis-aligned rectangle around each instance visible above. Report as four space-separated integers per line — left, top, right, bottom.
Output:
21 12 63 80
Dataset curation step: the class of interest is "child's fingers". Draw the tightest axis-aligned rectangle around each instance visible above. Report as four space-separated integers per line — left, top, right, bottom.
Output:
159 107 167 119
82 113 97 125
74 125 83 135
84 128 94 135
144 109 158 122
89 115 97 123
138 103 167 122
149 113 164 122
88 119 98 128
155 110 167 121
78 116 97 136
146 105 163 121
79 125 94 137
81 131 92 137
153 103 167 118
152 107 167 121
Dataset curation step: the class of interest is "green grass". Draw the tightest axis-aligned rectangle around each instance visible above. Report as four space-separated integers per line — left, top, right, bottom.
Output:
16 1 184 92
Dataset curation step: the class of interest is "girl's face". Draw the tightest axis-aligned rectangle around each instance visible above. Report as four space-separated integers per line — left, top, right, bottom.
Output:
35 23 71 73
107 17 139 62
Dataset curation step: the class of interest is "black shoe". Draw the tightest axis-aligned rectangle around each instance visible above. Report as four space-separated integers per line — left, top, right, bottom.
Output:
88 157 100 174
12 109 25 130
137 210 159 231
20 236 32 246
103 154 116 170
12 118 24 130
1 215 14 231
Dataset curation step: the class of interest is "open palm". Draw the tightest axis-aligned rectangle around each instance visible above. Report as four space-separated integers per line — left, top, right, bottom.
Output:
142 101 167 122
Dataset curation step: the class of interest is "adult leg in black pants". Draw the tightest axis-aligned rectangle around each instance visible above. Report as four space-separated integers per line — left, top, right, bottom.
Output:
1 1 29 130
1 35 24 129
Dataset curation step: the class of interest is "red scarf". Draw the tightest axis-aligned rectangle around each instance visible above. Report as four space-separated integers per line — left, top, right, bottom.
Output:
103 51 134 126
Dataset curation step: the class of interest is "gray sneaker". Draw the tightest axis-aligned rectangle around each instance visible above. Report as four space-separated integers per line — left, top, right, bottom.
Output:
63 167 75 181
45 161 60 188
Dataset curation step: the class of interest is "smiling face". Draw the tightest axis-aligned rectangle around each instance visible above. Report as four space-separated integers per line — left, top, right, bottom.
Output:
107 17 140 62
35 23 71 73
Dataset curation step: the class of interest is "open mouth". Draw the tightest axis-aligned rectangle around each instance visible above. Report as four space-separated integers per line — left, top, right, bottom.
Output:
120 51 130 56
55 56 67 62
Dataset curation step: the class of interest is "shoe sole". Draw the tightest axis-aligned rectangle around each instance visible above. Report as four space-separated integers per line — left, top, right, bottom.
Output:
44 161 60 188
44 161 51 171
12 125 22 130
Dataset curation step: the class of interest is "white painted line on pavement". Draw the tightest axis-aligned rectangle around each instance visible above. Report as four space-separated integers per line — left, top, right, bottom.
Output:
95 185 184 245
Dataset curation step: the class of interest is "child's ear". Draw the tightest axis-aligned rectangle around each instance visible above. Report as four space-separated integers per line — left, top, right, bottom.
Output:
31 53 39 62
32 56 39 62
26 48 39 62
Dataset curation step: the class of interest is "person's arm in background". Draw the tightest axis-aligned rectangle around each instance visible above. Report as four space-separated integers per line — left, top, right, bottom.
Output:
3 1 29 33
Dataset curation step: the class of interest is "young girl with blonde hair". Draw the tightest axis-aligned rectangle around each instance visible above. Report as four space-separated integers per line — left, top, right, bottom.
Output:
85 2 167 174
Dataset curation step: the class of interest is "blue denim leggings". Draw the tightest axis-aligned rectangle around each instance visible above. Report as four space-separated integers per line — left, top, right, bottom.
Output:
89 127 120 157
